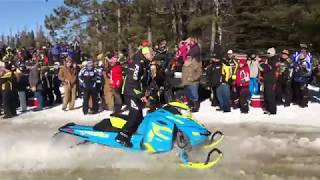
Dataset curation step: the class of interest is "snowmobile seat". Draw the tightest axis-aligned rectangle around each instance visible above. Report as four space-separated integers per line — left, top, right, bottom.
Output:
93 119 123 132
110 113 129 121
93 113 129 132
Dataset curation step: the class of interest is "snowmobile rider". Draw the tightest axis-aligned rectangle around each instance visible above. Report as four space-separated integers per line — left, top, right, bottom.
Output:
115 44 153 147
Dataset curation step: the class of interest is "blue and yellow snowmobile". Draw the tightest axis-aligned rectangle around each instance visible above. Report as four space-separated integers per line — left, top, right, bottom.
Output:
56 102 224 169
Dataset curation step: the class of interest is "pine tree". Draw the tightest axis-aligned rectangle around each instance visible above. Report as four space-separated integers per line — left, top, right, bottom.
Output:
43 0 320 56
35 26 48 48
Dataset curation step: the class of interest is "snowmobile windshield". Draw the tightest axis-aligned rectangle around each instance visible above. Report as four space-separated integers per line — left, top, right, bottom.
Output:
164 102 192 119
167 102 190 111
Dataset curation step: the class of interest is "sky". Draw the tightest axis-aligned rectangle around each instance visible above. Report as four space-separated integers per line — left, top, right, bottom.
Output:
0 0 64 36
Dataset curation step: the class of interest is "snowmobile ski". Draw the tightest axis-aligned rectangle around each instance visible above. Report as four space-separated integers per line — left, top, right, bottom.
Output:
179 148 223 169
203 131 224 149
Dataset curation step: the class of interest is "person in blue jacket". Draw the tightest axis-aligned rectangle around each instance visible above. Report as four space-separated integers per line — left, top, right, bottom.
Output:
292 44 312 72
79 61 100 115
292 44 312 107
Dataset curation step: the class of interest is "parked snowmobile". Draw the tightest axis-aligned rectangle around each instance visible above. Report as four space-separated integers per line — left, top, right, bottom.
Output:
56 102 224 169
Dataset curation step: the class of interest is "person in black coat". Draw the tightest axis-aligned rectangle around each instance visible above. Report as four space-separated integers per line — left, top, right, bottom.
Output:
259 55 277 115
115 47 153 147
41 67 55 107
276 50 293 107
52 63 62 104
206 55 224 107
0 69 17 118
147 61 165 112
163 60 175 103
9 64 19 110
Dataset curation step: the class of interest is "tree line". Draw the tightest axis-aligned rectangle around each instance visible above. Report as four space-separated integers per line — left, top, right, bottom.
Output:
0 26 48 50
26 0 320 58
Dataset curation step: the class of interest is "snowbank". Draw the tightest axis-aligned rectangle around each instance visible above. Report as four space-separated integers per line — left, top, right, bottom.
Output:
194 99 320 128
3 85 320 128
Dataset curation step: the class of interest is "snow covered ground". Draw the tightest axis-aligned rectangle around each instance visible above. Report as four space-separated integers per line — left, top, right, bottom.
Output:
195 99 320 128
0 85 320 180
5 85 320 127
194 85 320 127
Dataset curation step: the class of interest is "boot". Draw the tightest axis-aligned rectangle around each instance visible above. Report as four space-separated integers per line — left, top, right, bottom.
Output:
211 100 218 107
192 101 200 112
115 131 133 148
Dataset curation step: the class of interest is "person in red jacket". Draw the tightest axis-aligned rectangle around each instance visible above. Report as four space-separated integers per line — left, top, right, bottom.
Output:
235 58 250 113
110 56 123 114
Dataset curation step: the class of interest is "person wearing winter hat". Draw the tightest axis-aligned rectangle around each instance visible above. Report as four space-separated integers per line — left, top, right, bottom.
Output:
0 67 17 118
267 47 279 69
52 62 62 104
258 56 277 115
225 49 238 108
94 60 104 109
235 58 250 113
267 47 276 58
206 54 223 107
81 60 88 67
115 44 153 147
78 60 100 114
206 53 231 112
40 66 55 107
58 58 77 111
292 43 312 72
276 49 292 107
292 54 310 108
